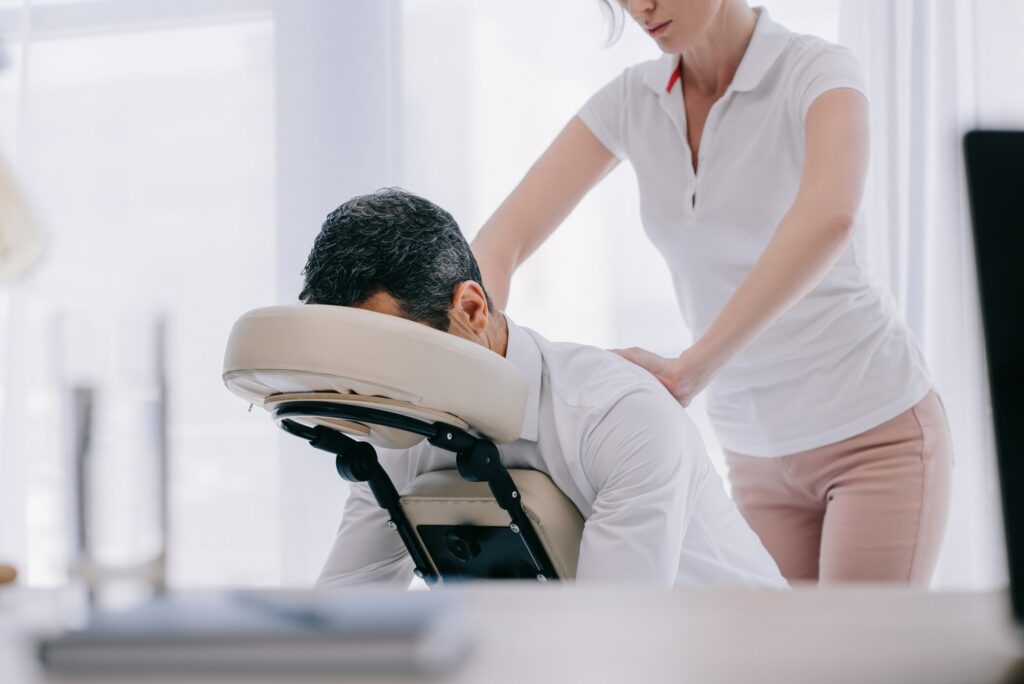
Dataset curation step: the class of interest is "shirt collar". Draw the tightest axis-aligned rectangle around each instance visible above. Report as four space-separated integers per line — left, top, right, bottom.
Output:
643 7 791 95
502 316 541 442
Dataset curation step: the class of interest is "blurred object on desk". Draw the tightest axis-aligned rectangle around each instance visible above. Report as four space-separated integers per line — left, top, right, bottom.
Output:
37 589 471 678
0 564 16 585
57 310 169 611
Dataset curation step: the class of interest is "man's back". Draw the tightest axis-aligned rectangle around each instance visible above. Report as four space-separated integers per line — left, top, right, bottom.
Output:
317 318 784 588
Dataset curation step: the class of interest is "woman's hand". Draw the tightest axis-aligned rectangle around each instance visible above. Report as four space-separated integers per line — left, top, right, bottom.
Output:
612 346 719 407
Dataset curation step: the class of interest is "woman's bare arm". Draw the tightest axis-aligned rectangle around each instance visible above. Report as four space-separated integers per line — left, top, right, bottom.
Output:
471 116 619 310
693 89 869 363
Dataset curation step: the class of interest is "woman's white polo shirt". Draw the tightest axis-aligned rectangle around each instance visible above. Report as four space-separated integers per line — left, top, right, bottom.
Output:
577 9 931 457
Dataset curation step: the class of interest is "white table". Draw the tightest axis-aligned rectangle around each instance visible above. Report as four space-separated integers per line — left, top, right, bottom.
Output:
2 585 1023 684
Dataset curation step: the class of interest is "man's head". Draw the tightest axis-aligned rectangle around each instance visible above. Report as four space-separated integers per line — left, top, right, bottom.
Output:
300 188 504 350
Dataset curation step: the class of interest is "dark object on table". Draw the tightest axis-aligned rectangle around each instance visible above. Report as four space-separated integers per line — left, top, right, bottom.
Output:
964 129 1024 624
37 590 471 677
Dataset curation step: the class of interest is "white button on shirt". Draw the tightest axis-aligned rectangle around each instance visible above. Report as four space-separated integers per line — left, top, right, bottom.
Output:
316 318 786 589
577 8 932 457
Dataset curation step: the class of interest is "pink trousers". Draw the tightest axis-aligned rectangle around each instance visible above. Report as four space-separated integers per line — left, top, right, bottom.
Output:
724 391 953 585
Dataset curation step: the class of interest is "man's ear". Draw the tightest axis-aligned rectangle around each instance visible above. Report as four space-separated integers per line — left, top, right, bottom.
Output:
449 280 490 336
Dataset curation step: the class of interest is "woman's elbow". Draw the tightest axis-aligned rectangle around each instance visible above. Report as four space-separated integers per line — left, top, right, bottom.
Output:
822 210 856 243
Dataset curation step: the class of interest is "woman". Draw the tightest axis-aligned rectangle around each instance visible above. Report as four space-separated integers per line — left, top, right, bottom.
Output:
471 0 953 585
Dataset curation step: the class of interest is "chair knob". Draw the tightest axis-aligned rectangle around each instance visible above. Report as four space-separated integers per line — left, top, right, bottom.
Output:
443 527 482 563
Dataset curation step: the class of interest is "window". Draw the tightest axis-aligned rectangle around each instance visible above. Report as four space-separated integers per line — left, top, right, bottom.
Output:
0 7 278 587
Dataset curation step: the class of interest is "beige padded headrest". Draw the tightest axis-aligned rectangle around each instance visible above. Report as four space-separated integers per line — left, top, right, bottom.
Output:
222 305 528 447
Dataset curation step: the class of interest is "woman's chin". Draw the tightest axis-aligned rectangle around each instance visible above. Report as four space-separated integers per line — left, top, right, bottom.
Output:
651 34 688 55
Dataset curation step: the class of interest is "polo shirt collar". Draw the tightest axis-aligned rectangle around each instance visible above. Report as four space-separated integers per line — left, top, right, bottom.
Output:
503 316 541 442
642 7 791 95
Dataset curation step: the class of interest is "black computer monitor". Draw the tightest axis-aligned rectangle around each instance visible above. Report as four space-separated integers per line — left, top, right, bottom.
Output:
964 130 1024 619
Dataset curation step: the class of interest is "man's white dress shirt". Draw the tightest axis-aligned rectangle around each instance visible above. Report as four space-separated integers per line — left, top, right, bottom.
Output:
317 318 786 588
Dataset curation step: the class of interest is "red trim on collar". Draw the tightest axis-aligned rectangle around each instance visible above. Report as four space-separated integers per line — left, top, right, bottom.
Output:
666 61 681 93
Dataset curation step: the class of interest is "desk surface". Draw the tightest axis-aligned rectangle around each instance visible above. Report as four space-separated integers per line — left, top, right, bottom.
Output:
2 585 1023 684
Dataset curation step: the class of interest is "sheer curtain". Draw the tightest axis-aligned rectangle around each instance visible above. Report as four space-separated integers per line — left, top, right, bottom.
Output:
840 0 1024 589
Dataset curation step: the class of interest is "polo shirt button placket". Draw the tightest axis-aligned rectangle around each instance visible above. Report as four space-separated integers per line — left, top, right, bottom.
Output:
693 135 709 213
694 100 725 213
689 142 704 215
692 123 715 214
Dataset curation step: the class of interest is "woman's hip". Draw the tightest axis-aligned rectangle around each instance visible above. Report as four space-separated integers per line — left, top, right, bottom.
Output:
724 390 953 503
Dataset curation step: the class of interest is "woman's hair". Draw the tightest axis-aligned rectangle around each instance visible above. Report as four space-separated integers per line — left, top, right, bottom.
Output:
598 0 626 45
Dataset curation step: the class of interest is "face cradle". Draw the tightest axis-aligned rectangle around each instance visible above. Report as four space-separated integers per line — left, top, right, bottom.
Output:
617 0 724 53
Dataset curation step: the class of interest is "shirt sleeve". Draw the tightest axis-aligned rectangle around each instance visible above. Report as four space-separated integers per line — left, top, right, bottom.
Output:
314 481 414 588
577 70 629 160
792 42 867 124
576 387 709 584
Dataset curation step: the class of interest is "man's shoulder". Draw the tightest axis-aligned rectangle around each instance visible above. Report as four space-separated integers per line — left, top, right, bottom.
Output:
522 326 678 414
522 330 708 486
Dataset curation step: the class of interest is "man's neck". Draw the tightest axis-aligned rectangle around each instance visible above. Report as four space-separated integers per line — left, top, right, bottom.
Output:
486 312 510 357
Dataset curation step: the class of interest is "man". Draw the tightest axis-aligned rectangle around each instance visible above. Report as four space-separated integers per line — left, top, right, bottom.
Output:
302 188 785 588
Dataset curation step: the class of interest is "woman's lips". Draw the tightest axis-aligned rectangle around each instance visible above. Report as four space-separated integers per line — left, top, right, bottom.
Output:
647 20 671 37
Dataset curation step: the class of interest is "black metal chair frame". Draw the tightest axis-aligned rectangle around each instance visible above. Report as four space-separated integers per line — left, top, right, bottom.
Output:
274 401 559 584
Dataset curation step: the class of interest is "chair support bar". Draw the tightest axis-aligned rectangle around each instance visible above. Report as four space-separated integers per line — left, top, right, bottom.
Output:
274 401 559 583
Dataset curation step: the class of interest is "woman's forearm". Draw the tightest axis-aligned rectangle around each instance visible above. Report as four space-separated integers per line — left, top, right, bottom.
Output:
472 116 619 311
691 88 869 374
472 220 521 312
692 207 855 369
614 200 859 407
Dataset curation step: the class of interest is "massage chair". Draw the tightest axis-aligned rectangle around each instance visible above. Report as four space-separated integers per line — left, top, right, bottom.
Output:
223 305 584 585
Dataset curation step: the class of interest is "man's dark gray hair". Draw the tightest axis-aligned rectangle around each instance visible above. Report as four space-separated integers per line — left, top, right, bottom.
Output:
299 188 493 331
